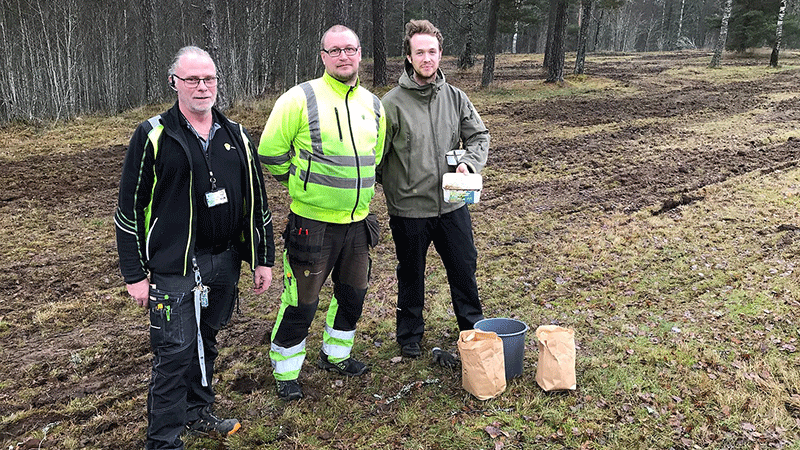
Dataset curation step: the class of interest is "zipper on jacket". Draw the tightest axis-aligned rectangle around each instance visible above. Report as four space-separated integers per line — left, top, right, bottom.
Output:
304 154 312 190
428 88 443 217
344 87 361 222
334 107 344 142
160 124 196 277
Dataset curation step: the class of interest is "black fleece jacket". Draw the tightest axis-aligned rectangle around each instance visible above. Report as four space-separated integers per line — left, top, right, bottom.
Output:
114 103 275 284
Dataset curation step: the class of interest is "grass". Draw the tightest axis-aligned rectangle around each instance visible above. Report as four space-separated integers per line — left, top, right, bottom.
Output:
193 166 800 449
4 50 800 449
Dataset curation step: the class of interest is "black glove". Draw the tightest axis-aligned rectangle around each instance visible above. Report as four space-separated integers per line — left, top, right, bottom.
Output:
432 347 459 369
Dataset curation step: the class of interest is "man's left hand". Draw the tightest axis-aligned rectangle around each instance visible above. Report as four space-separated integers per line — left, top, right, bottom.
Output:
456 163 469 174
253 266 273 295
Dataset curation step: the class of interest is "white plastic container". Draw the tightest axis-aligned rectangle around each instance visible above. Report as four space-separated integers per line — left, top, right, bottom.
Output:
442 173 483 204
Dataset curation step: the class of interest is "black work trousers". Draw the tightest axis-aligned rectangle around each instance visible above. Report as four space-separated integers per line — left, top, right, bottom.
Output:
145 247 240 450
272 213 371 349
389 205 483 346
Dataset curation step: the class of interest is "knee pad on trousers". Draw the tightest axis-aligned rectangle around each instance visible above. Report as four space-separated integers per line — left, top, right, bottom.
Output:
330 284 366 330
273 299 319 349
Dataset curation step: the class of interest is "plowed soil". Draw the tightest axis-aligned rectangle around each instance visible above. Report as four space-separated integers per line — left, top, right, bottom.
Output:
2 50 800 449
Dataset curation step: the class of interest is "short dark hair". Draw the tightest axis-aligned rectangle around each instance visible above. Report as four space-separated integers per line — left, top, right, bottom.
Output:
403 20 443 56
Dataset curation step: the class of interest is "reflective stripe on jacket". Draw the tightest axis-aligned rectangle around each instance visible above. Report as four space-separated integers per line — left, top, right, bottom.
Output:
258 72 386 224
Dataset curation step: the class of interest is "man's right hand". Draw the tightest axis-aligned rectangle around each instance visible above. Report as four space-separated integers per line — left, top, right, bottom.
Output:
127 279 150 308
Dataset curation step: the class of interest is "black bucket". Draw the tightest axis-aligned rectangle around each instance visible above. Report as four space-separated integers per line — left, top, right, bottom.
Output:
474 318 529 381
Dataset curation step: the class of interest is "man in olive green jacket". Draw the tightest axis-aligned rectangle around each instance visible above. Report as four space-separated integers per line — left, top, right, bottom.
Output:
379 20 489 363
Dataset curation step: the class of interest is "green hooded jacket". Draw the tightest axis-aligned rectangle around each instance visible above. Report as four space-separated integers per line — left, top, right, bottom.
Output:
379 60 490 218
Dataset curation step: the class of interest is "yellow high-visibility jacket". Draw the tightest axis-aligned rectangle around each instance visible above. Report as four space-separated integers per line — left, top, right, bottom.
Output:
259 72 386 224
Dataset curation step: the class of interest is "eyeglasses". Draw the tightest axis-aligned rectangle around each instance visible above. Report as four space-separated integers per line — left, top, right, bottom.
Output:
173 75 218 88
321 47 359 57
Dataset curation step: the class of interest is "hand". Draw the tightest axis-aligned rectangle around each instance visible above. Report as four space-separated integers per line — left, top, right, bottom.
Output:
252 265 273 295
127 279 150 308
432 347 459 369
456 163 469 174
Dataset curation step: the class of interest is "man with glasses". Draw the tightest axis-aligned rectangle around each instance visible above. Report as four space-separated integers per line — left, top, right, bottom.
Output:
258 25 385 401
115 46 275 449
379 20 489 365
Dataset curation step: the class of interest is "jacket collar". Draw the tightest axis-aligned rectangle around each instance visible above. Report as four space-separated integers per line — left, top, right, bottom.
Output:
160 102 243 159
398 58 445 96
163 102 235 139
322 71 359 97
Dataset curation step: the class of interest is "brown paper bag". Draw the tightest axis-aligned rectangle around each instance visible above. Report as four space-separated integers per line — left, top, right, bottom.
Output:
458 329 507 400
535 325 577 391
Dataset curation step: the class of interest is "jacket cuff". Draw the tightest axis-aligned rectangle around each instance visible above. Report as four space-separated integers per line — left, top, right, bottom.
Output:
123 273 148 285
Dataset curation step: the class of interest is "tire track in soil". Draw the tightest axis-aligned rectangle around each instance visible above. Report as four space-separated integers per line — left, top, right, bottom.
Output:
2 54 800 448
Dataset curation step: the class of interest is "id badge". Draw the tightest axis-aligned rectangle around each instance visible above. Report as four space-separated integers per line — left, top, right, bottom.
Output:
205 188 228 207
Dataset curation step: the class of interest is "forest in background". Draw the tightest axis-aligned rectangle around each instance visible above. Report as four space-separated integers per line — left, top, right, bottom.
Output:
0 0 795 124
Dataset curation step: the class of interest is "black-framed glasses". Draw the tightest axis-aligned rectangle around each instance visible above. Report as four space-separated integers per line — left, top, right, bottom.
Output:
321 47 359 57
173 75 218 88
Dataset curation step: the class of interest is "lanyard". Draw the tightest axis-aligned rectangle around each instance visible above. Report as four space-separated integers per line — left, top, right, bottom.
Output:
186 119 222 190
192 257 210 387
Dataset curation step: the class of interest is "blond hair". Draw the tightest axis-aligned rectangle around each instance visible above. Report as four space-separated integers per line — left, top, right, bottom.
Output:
320 25 360 50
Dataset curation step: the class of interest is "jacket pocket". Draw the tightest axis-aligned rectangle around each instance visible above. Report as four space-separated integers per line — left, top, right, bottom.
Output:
365 213 380 248
145 217 159 262
148 287 188 353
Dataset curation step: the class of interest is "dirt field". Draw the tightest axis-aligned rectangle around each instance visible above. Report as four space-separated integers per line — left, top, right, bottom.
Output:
2 50 800 449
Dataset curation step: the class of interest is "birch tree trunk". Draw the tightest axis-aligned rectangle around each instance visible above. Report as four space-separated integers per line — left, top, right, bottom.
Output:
709 0 732 68
59 0 78 117
101 8 120 112
770 0 786 67
295 0 301 86
204 0 228 110
593 7 604 51
512 21 519 54
658 0 667 50
0 1 15 122
144 0 159 103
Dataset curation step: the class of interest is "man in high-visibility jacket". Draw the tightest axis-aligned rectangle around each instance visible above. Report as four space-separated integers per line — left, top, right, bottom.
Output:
258 25 386 401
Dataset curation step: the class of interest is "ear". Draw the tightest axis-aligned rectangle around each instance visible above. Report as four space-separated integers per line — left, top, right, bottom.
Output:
169 76 177 91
